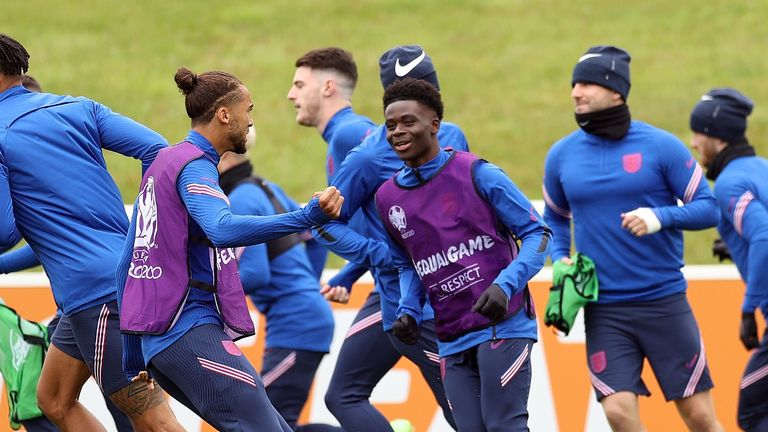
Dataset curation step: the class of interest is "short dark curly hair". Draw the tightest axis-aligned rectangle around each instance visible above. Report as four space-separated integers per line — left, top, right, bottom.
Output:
382 77 443 120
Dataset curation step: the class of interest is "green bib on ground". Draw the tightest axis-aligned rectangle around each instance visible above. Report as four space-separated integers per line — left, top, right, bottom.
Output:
544 253 599 335
0 301 48 430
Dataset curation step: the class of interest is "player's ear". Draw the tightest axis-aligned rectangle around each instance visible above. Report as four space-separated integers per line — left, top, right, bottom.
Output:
322 79 335 97
216 106 230 125
431 118 440 134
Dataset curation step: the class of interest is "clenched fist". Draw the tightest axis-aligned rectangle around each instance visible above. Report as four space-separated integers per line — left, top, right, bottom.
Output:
315 186 344 219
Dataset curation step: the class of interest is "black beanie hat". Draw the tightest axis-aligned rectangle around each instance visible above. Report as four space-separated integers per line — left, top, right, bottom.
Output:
572 45 631 100
379 45 440 91
690 88 753 143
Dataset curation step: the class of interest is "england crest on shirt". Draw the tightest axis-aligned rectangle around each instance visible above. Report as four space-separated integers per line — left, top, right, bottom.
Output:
622 153 642 174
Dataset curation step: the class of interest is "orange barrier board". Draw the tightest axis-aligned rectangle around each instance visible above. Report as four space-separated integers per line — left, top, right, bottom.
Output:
0 266 756 431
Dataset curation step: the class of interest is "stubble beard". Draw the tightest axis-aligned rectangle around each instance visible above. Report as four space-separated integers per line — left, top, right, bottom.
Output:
228 121 248 155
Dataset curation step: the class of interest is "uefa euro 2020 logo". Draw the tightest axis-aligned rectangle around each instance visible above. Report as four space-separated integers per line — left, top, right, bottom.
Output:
133 177 158 263
389 205 407 231
389 205 415 240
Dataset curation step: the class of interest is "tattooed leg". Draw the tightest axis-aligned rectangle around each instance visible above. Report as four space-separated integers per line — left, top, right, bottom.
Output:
109 380 185 432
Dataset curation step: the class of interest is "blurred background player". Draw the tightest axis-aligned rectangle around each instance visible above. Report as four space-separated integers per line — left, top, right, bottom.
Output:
312 45 465 431
117 67 343 431
542 45 723 431
689 88 768 431
20 74 40 92
0 33 183 431
217 128 342 432
377 78 551 431
287 47 374 184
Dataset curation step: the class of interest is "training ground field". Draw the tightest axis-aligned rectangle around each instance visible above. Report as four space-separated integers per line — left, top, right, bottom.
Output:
2 0 766 265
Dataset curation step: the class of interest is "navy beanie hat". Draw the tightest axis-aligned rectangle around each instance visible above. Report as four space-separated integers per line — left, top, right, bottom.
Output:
379 45 440 91
572 45 631 100
690 88 753 143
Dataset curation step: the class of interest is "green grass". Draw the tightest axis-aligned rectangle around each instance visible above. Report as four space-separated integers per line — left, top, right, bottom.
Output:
3 0 766 264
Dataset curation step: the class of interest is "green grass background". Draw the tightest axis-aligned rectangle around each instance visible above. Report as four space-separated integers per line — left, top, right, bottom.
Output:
3 0 766 265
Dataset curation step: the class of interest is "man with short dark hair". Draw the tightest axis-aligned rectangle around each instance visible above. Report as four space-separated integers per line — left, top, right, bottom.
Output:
689 88 768 431
377 77 550 431
542 45 724 431
288 47 375 183
287 47 375 301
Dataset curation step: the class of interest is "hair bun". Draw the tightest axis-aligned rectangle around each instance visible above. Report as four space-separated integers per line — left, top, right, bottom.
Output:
174 67 198 95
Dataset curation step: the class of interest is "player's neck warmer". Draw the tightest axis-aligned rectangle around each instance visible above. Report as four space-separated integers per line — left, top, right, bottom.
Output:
219 160 253 195
707 139 756 180
574 103 631 140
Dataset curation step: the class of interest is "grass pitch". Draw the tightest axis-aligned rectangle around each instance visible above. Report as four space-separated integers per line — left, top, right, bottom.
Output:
3 0 766 264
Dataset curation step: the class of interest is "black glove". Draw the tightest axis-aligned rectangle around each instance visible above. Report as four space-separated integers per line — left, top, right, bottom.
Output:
740 312 759 350
392 314 420 345
471 284 509 322
712 238 732 262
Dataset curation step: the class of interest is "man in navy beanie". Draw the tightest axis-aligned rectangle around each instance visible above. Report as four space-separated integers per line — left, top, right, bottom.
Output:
315 44 469 431
543 45 724 431
690 88 768 431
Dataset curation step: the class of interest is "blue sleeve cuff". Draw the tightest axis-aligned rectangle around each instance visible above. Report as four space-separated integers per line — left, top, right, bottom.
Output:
491 280 514 298
652 207 665 228
328 262 368 291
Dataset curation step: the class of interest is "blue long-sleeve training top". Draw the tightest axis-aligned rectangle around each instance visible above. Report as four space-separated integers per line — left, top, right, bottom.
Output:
116 131 334 367
0 245 39 274
322 106 376 184
712 156 768 315
320 107 376 283
312 121 469 330
542 121 720 303
0 85 167 314
228 174 334 353
0 167 21 250
388 149 550 356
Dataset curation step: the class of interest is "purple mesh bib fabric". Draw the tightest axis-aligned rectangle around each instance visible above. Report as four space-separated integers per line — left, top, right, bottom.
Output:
120 142 254 338
376 151 525 341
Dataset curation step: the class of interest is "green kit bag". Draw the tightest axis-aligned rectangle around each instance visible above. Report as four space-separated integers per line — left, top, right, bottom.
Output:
544 253 599 335
0 301 49 430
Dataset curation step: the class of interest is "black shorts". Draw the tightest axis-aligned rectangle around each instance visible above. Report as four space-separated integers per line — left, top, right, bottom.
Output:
51 300 131 395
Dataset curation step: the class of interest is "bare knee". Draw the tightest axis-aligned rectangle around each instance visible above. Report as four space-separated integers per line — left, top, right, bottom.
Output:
675 391 723 432
603 404 636 430
601 392 643 432
680 408 719 431
36 384 75 422
679 405 720 431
